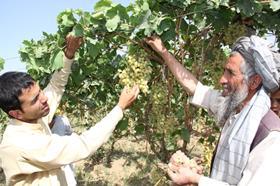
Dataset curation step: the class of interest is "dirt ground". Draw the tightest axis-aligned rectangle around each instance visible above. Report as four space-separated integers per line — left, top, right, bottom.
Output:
75 136 170 186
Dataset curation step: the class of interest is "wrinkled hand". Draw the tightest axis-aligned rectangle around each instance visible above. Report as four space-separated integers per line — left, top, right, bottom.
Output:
144 36 167 55
118 85 139 110
168 151 203 185
168 163 201 185
64 34 83 59
170 151 203 175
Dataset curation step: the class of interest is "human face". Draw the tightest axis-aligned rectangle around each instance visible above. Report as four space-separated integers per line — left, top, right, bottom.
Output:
216 79 248 125
17 83 49 123
270 89 280 117
219 54 245 97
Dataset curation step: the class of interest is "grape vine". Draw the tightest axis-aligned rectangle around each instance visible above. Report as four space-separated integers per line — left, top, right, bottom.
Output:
0 0 278 183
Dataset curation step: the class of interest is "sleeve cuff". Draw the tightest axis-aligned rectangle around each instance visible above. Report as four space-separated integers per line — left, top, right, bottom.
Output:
113 105 124 121
199 176 229 186
199 176 210 186
190 82 210 107
63 55 74 70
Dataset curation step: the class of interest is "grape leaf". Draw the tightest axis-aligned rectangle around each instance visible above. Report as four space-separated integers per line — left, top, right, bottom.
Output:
237 0 262 17
51 50 64 71
181 128 190 143
116 119 129 131
94 0 113 12
72 24 84 37
105 14 120 32
88 43 103 59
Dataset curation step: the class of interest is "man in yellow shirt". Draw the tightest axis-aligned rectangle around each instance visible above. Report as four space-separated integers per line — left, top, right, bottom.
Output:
0 33 139 185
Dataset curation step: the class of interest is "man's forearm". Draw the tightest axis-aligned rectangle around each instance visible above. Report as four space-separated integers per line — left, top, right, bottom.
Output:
160 50 198 95
40 55 74 131
50 55 73 88
81 105 124 153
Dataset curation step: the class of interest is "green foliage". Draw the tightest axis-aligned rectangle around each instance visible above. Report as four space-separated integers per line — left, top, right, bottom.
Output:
0 57 4 71
17 0 280 174
0 110 8 139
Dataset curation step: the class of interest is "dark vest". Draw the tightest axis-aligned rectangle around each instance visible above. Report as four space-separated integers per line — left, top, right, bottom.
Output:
210 109 280 174
250 109 280 151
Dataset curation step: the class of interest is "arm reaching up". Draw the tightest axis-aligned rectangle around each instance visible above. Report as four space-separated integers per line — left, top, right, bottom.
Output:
118 85 139 110
64 34 83 59
145 36 198 95
41 34 83 133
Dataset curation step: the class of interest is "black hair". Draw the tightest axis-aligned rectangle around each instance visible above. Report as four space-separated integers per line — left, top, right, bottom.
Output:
0 72 35 115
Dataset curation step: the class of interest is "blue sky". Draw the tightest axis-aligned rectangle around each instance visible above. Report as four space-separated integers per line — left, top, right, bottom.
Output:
0 0 131 74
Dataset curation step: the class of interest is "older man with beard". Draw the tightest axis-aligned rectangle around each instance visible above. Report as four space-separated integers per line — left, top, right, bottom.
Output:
146 36 280 186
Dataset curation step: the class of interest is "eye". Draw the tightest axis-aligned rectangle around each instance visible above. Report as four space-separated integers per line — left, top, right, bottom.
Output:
226 70 235 77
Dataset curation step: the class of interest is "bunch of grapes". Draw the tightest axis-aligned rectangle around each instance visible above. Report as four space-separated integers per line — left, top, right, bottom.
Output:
170 150 203 186
171 150 202 174
192 118 215 174
149 81 176 132
200 141 215 173
223 23 247 45
151 82 167 106
118 51 152 94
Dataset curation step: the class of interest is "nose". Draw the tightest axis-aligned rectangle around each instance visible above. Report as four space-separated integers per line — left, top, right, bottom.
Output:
39 92 48 104
271 99 278 108
219 74 227 85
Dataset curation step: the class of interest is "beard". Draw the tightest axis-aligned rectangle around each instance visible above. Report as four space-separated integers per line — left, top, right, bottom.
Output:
216 82 249 126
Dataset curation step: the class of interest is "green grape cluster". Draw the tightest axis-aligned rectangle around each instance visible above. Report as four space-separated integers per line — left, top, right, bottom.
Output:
151 82 167 106
149 81 178 133
118 52 152 93
171 150 203 179
201 141 215 173
223 23 247 45
150 82 167 124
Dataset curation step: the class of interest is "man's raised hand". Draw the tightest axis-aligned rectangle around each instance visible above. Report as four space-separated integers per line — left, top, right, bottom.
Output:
117 85 139 110
64 34 83 59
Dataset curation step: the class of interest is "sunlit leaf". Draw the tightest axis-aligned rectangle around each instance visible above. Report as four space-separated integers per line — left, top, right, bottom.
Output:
270 0 280 11
105 14 120 32
50 50 64 71
94 0 112 12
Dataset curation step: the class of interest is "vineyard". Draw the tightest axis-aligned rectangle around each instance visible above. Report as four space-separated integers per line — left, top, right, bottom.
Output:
1 0 280 185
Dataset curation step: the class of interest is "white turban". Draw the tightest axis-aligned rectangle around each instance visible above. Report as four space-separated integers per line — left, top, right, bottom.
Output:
232 35 280 93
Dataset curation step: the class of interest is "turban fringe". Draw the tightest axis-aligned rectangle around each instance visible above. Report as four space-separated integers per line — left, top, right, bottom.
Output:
232 36 280 93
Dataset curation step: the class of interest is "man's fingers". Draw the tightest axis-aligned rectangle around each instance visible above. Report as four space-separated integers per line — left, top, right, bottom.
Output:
168 163 179 172
167 167 177 180
132 85 139 97
78 37 84 45
122 86 139 102
144 36 157 43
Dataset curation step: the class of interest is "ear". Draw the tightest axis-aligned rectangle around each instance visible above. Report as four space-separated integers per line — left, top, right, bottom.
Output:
249 74 262 90
8 109 24 120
